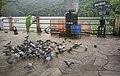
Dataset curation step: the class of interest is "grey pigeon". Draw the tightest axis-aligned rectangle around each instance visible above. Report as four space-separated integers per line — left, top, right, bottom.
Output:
64 60 74 68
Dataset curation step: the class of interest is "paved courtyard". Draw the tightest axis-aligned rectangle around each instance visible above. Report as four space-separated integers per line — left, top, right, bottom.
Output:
0 31 120 76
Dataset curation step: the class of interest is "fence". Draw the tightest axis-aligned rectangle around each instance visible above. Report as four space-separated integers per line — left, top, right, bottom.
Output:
2 16 115 35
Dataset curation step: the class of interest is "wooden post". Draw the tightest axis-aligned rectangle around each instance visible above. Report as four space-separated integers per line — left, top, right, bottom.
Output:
114 16 120 36
8 16 13 31
36 16 41 33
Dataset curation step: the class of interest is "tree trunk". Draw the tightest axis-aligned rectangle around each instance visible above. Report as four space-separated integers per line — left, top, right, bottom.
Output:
0 0 2 15
114 15 120 36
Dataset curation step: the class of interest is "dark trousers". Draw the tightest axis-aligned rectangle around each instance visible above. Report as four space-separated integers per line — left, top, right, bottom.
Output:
97 25 106 37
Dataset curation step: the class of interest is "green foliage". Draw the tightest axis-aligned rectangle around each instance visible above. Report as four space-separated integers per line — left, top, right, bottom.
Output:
108 0 120 16
78 0 99 17
1 0 120 17
109 0 120 10
1 0 64 16
0 0 2 15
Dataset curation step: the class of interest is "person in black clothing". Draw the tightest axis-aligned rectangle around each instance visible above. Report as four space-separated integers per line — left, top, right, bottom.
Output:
97 17 106 37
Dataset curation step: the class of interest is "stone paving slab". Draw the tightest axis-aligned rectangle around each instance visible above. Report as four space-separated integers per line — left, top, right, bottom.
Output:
108 55 120 64
79 71 98 76
99 49 117 55
40 68 62 76
94 52 108 60
104 63 120 72
100 71 120 76
61 74 79 76
59 64 80 74
80 65 106 71
81 56 96 65
93 58 108 66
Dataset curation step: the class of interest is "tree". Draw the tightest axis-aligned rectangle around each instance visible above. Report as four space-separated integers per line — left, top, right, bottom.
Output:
108 0 120 36
0 0 17 15
0 0 2 15
108 0 120 15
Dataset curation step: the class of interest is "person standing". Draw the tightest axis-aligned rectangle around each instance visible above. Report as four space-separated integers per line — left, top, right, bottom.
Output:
26 14 32 33
31 14 36 24
0 15 4 30
97 16 106 37
26 14 36 33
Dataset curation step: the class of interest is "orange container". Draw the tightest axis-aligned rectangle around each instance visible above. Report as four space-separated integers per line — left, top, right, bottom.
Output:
58 20 66 32
58 25 66 32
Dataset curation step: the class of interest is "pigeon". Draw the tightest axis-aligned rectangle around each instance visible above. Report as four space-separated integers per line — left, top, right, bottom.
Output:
12 47 19 53
67 47 73 52
64 60 74 68
3 45 9 48
4 31 8 33
14 53 20 59
44 28 49 34
45 40 51 43
6 41 11 45
72 42 82 48
85 45 88 51
12 26 18 35
25 35 29 39
24 63 33 70
23 40 27 43
58 47 66 54
118 49 120 51
29 41 36 48
62 40 65 43
55 52 59 57
94 45 97 48
69 41 72 43
46 56 52 61
7 60 13 65
19 51 25 57
98 72 103 76
64 37 67 41
44 56 52 64
3 51 11 56
17 45 23 51
3 43 12 51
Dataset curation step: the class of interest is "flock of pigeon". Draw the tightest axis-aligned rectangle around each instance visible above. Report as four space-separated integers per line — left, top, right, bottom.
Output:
2 35 97 70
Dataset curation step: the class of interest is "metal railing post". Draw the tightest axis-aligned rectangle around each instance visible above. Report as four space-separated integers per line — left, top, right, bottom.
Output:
36 16 41 33
8 16 13 31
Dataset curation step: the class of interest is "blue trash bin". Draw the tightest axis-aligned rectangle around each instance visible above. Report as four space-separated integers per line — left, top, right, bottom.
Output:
71 25 81 34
